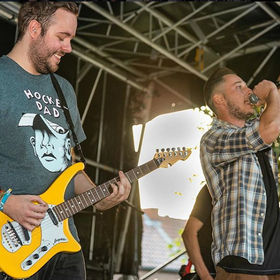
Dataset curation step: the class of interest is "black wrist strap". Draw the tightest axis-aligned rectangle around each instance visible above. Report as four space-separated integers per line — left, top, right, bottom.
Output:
50 73 86 164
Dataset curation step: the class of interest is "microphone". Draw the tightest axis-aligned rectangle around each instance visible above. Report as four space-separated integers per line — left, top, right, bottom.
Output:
249 81 280 105
249 93 259 105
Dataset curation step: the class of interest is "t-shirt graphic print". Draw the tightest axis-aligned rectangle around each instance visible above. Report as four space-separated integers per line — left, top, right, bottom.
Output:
18 113 71 173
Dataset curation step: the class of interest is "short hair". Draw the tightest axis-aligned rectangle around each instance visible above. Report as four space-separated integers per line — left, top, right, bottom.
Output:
203 67 236 114
17 2 79 41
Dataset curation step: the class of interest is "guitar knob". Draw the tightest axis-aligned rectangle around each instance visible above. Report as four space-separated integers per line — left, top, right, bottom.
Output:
41 246 48 252
26 260 32 266
33 254 39 259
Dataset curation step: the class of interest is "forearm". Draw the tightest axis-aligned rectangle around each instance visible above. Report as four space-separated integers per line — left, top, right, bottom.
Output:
182 217 213 280
184 234 212 279
74 171 95 195
73 171 105 210
257 83 280 144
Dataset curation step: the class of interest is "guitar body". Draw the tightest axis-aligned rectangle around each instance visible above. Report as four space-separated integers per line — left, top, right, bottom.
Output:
0 147 191 279
0 162 84 279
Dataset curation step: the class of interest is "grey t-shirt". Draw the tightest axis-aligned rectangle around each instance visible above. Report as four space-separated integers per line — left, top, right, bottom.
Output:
0 55 86 240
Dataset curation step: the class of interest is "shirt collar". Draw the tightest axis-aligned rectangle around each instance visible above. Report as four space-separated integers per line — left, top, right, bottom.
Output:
212 117 256 129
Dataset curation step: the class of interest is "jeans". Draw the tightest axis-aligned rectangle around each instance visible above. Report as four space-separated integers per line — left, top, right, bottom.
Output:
0 251 86 280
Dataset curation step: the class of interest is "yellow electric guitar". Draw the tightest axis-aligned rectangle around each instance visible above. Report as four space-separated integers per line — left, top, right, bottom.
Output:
0 147 191 279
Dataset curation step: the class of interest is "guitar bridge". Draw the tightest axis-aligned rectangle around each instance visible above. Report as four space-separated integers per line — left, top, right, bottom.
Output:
7 221 23 245
1 220 30 252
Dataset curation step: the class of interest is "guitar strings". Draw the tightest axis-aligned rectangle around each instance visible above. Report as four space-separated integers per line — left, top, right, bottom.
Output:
5 178 120 246
4 160 160 246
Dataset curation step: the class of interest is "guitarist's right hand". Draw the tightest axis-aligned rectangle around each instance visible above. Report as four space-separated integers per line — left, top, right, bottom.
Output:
3 195 48 231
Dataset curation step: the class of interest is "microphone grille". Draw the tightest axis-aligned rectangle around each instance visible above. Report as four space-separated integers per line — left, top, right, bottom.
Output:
249 94 259 105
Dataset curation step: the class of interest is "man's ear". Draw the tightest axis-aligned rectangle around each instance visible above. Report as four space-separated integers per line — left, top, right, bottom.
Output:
212 93 225 108
65 138 71 161
30 136 37 156
28 20 42 39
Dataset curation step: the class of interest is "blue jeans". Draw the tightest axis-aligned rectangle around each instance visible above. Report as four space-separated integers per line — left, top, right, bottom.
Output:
0 251 86 280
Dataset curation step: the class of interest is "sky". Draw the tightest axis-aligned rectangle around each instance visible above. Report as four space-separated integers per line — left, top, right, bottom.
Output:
134 108 212 220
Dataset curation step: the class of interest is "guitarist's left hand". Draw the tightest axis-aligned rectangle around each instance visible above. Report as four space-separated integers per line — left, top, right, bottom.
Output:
95 171 131 211
74 170 131 211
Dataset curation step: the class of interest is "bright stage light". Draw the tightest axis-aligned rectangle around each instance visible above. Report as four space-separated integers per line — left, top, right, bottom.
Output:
132 124 143 153
135 108 212 220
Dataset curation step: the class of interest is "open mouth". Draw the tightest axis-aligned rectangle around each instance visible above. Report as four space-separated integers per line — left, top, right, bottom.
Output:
53 54 62 62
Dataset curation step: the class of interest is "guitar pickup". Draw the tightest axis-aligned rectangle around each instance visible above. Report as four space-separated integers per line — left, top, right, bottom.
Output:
47 208 58 225
21 226 30 241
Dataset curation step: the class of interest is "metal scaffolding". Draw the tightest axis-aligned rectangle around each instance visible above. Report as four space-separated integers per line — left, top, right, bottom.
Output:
0 1 279 278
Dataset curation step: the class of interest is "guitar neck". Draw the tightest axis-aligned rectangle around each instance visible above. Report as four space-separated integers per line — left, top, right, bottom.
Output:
53 158 160 221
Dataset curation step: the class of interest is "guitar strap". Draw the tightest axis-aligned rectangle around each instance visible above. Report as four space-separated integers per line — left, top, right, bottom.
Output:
50 73 86 164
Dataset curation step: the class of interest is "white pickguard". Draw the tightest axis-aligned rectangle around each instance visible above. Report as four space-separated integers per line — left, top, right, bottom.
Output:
1 205 68 271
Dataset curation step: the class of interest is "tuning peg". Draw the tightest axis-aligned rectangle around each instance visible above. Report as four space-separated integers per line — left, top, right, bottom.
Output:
182 147 186 151
166 148 170 152
177 147 181 151
156 149 159 153
161 148 165 152
172 147 175 151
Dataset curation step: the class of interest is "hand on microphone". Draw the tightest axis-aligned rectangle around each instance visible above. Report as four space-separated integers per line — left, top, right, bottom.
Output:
249 93 259 105
250 80 280 105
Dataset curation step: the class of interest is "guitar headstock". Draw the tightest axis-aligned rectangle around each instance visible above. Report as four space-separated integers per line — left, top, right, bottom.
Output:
154 147 192 168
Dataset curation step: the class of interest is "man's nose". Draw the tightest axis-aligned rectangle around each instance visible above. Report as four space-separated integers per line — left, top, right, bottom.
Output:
62 40 72 53
45 143 54 153
244 87 252 96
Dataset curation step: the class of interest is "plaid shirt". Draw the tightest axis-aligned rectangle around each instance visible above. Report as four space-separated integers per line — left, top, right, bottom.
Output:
200 118 278 265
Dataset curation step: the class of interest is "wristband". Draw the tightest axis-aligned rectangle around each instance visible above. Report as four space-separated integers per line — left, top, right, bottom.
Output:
0 188 12 212
0 190 4 201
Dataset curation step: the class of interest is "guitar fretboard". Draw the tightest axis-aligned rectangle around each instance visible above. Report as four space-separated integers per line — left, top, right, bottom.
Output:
53 158 161 222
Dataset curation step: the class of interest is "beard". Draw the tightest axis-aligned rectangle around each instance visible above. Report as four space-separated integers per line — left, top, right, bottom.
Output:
28 36 61 74
226 99 254 120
